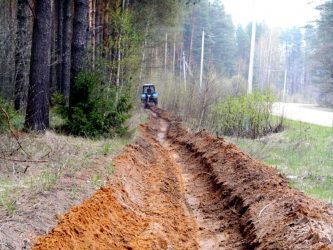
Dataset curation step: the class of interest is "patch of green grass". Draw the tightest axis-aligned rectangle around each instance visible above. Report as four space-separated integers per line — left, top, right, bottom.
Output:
69 184 82 200
101 142 112 155
106 164 116 177
99 137 130 156
40 171 58 191
0 189 16 215
227 118 333 203
50 109 66 129
91 173 103 189
27 170 58 193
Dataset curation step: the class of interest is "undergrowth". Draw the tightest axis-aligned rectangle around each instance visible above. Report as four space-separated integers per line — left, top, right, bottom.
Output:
53 70 133 138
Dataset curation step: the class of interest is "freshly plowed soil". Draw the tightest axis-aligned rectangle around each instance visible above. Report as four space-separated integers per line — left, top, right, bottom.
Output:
33 108 333 249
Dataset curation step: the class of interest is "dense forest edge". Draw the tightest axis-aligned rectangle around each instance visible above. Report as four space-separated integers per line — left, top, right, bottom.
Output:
0 0 333 136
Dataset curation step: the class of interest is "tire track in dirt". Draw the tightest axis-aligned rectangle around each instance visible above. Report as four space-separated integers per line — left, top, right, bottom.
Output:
154 114 245 249
32 108 333 249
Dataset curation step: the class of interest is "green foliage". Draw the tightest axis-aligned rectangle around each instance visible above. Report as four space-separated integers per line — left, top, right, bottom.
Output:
213 91 278 138
40 171 58 191
54 70 132 137
106 164 116 177
0 97 24 132
91 173 103 189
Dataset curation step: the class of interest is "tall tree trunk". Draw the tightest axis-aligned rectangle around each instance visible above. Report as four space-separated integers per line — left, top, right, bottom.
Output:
62 0 73 105
49 0 60 96
25 0 52 131
14 0 29 111
91 0 96 67
56 0 64 93
70 0 88 108
188 9 195 73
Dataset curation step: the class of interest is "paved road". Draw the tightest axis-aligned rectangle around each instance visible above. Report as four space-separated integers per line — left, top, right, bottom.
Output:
272 102 333 127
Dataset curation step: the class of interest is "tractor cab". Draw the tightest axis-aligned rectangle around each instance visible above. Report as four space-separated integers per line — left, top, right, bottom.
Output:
141 83 158 108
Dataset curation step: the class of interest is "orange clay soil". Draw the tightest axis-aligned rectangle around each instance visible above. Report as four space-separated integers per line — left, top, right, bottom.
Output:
33 108 333 250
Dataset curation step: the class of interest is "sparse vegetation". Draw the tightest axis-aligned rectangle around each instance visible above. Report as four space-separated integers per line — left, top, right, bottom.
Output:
91 173 103 189
0 189 16 215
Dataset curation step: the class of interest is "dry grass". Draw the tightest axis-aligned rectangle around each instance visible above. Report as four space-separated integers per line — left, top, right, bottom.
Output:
0 110 144 215
0 109 146 249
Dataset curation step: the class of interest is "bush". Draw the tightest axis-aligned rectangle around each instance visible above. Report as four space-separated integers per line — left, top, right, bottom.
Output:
53 70 132 137
212 91 279 139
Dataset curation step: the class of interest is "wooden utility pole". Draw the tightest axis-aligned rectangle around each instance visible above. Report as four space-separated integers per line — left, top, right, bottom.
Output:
199 29 205 90
248 0 256 94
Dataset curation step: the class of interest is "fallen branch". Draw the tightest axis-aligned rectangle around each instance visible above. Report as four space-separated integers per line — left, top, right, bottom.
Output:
0 156 48 163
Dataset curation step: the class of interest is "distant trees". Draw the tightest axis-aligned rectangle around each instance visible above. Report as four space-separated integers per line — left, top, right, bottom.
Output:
182 0 237 77
311 0 333 106
281 27 304 96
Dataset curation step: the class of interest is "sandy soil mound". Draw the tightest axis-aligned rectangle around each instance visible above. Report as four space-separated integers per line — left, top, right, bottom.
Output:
33 107 333 249
33 122 199 249
163 109 333 249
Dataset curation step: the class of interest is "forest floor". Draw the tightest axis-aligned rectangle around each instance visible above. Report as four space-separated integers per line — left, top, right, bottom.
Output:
28 107 333 249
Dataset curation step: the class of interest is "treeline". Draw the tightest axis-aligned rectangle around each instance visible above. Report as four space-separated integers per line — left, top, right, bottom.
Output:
307 0 333 107
1 0 332 137
0 0 195 135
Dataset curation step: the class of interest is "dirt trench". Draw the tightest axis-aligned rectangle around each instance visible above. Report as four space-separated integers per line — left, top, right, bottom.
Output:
33 108 333 249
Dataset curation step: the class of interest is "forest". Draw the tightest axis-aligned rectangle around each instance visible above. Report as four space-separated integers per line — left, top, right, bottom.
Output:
0 0 332 136
0 1 333 249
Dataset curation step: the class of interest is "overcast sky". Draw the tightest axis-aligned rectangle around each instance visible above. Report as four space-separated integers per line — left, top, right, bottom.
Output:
222 0 325 28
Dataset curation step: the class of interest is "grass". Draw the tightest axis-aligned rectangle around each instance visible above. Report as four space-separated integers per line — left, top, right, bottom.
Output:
0 189 16 215
227 118 333 203
0 108 147 214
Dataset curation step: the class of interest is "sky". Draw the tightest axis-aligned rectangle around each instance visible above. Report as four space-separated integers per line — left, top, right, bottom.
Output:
222 0 325 28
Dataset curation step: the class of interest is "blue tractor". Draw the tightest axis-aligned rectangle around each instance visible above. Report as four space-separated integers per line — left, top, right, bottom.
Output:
141 84 158 108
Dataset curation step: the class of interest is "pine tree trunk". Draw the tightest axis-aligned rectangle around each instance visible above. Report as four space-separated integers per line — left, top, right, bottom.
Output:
70 0 88 109
25 0 52 131
62 0 73 105
70 0 88 86
14 0 29 111
56 0 64 93
50 0 59 96
188 9 195 73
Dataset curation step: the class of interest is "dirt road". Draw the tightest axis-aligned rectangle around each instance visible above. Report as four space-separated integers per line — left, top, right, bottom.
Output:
273 102 333 127
33 108 333 249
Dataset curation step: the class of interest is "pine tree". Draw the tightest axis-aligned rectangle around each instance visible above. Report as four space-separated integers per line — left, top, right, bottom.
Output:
25 0 52 131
